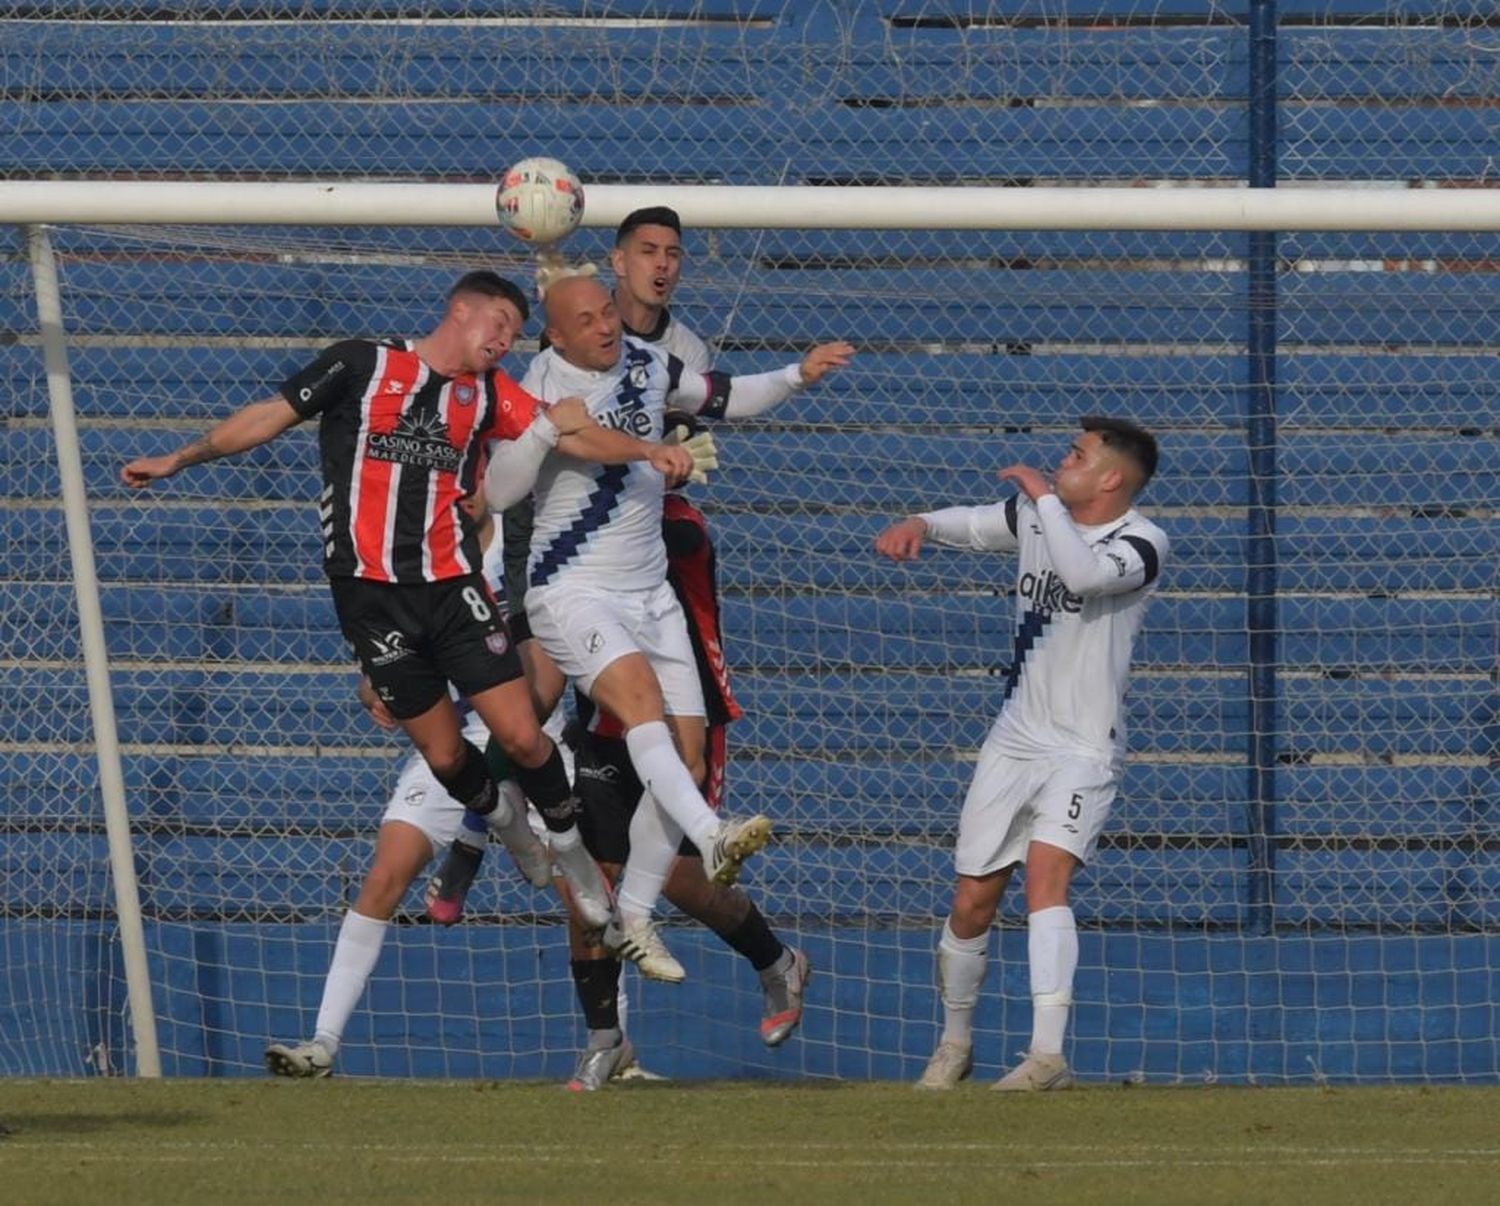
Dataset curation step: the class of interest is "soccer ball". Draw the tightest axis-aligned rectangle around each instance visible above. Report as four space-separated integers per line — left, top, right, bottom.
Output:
495 157 585 246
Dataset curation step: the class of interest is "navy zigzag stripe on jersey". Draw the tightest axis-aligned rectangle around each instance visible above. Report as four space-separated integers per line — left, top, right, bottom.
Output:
1001 608 1052 703
530 463 632 587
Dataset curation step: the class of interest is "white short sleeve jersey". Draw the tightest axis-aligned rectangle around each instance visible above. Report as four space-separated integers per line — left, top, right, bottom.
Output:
923 493 1168 764
520 337 682 593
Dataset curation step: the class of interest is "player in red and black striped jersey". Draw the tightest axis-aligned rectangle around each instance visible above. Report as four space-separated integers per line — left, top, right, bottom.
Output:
122 271 695 931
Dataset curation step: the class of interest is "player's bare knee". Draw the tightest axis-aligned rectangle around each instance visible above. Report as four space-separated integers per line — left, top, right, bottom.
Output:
491 719 549 768
1023 850 1078 913
1024 879 1073 914
950 878 1004 937
354 864 410 918
950 897 997 938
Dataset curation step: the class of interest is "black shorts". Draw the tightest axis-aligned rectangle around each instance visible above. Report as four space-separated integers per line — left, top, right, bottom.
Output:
575 725 727 865
330 573 523 720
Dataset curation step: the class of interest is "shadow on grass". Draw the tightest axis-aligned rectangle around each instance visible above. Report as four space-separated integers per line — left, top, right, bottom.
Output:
0 1110 200 1136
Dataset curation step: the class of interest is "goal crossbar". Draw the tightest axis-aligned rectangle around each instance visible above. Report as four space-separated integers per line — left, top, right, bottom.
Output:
5 181 1500 231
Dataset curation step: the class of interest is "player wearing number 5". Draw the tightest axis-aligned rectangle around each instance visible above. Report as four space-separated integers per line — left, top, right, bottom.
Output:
875 417 1167 1091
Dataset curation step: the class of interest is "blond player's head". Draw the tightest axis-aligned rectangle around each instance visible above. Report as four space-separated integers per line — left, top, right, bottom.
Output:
1052 416 1159 509
543 275 622 372
533 250 598 302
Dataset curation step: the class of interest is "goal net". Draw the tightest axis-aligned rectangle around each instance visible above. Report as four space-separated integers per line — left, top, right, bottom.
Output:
1 0 1495 1083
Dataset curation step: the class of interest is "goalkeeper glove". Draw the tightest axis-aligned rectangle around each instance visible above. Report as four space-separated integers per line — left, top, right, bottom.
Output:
663 424 719 486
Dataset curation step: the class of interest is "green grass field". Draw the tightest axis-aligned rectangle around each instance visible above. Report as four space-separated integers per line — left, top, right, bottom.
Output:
1 1080 1496 1205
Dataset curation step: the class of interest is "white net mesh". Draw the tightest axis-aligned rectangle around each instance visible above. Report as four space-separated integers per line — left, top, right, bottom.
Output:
1 1 1496 1083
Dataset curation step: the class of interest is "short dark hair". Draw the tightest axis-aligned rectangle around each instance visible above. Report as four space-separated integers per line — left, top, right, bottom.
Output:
1081 415 1158 487
448 270 529 323
615 206 683 247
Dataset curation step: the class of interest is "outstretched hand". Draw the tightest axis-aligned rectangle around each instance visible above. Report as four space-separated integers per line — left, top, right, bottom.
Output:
799 341 856 385
998 464 1053 502
874 516 929 562
121 455 178 489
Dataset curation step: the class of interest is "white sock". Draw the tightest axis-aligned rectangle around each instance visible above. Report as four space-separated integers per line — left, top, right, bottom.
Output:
1027 905 1078 1056
550 824 582 852
617 791 683 920
618 974 632 1037
483 780 521 833
937 919 988 1048
312 910 388 1056
623 721 718 852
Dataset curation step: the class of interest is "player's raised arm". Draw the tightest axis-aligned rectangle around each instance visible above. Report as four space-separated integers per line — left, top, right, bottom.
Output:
874 516 929 562
484 397 692 512
121 393 301 487
554 403 693 481
877 497 1021 561
668 340 856 420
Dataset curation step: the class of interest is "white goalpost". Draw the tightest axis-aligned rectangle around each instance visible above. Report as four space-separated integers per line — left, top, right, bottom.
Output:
6 180 1496 1084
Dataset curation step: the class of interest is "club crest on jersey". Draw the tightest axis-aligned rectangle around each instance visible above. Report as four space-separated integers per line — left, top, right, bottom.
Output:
366 410 463 472
1018 569 1083 615
455 382 476 406
485 632 509 656
597 346 655 438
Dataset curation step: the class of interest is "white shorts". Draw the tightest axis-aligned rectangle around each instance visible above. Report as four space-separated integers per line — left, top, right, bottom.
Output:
953 739 1117 877
525 578 705 718
378 712 565 853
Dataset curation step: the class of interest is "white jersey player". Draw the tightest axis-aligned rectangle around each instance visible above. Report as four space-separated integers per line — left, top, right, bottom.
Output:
263 515 560 1079
876 417 1167 1092
484 273 853 984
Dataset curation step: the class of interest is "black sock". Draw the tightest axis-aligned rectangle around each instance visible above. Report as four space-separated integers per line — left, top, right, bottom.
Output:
432 841 483 900
514 745 578 833
719 904 785 972
570 957 622 1031
482 737 516 785
433 739 497 817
